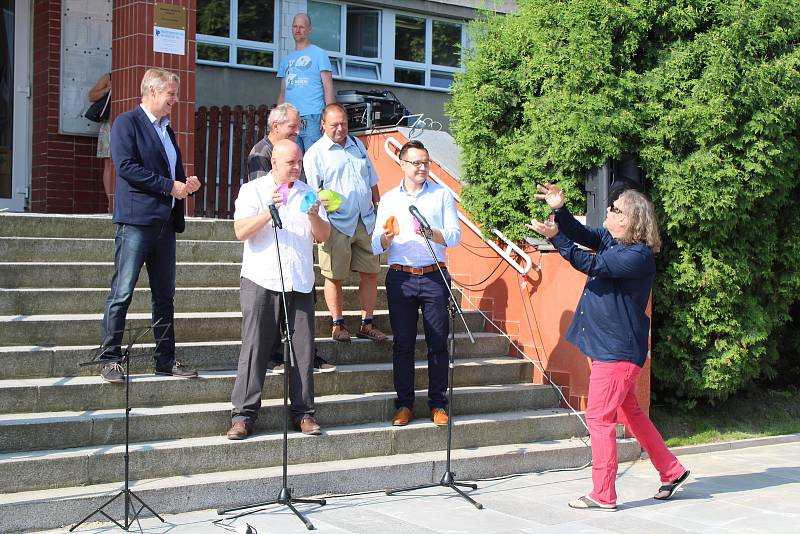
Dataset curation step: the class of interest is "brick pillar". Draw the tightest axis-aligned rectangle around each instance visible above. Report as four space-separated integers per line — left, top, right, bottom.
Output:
30 0 107 214
112 0 196 211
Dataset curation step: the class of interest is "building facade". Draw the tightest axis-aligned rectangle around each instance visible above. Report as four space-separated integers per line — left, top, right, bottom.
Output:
1 0 513 214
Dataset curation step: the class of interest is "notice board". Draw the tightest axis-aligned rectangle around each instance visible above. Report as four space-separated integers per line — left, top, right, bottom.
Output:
59 0 112 136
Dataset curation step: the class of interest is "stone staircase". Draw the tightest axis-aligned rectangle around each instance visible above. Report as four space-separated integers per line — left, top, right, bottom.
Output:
0 213 639 532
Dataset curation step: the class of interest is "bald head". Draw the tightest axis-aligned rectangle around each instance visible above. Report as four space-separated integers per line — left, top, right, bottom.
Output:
292 13 312 47
271 140 303 184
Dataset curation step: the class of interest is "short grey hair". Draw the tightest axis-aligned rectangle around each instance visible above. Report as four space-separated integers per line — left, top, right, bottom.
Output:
140 68 180 97
268 103 300 130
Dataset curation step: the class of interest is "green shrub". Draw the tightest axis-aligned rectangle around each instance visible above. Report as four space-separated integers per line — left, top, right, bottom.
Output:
448 0 800 401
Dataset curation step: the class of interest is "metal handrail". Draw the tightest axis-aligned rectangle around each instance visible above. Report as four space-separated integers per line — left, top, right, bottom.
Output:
384 136 532 275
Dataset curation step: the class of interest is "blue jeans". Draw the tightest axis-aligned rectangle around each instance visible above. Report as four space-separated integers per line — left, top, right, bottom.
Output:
386 268 451 410
296 113 323 152
100 221 177 368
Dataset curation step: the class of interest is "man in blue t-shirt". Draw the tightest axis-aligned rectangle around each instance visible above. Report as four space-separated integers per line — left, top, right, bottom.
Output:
277 13 335 152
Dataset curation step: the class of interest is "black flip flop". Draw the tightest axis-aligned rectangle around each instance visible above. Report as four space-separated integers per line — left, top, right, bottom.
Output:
654 470 691 500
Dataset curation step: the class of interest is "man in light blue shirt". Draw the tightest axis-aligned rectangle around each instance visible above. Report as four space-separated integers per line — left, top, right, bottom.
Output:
277 13 335 152
371 140 461 427
304 103 386 343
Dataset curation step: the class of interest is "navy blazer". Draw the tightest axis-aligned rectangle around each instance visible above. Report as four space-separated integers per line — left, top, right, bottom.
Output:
110 105 186 233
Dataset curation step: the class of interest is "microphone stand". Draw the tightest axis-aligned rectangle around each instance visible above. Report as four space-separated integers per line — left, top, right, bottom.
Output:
217 203 325 530
70 320 167 531
385 216 482 509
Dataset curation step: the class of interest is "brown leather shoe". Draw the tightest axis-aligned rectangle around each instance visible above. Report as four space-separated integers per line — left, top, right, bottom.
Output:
226 420 253 440
357 323 388 341
332 324 351 342
431 408 448 427
391 407 413 426
296 415 322 435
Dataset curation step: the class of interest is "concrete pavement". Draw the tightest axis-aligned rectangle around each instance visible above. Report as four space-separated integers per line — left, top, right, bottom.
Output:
50 436 800 534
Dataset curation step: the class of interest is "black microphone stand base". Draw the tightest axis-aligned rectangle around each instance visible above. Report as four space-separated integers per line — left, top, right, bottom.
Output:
70 323 167 532
217 488 326 530
69 488 164 532
386 470 483 510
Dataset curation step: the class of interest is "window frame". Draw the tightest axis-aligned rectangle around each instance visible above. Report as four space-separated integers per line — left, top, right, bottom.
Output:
196 0 280 72
308 0 466 92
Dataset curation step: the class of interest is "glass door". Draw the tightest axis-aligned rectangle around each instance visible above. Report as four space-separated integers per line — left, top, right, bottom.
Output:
0 0 29 212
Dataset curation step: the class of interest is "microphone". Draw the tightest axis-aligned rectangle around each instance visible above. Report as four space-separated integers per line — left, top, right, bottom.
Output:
269 203 283 229
408 205 431 231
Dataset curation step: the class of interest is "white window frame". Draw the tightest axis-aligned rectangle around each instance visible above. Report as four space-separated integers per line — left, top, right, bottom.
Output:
308 1 466 92
196 0 280 71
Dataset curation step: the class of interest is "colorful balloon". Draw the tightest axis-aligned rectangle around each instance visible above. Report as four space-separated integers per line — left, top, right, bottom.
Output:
317 189 343 212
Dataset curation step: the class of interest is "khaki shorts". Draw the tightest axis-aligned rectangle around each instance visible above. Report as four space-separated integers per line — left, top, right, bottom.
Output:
318 221 380 280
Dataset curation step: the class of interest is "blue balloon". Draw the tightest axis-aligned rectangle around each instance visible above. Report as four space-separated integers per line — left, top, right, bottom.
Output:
300 190 319 213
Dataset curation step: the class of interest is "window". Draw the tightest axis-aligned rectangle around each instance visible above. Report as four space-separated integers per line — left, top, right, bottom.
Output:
308 1 382 81
197 0 277 69
307 1 464 90
392 12 464 88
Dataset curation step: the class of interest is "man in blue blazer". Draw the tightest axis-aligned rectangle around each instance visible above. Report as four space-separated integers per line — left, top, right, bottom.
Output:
99 68 201 383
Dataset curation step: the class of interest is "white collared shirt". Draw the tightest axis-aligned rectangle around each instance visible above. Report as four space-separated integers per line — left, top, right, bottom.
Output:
371 179 461 266
234 172 328 293
141 104 177 206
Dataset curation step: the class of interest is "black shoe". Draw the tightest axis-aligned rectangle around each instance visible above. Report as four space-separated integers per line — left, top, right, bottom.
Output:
267 359 285 374
101 362 125 384
314 356 336 372
155 361 198 378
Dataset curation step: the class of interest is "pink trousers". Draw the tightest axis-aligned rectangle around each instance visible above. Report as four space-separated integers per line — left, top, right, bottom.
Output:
586 360 685 505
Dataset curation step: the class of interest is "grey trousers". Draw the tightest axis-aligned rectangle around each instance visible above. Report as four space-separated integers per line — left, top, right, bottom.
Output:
231 277 315 424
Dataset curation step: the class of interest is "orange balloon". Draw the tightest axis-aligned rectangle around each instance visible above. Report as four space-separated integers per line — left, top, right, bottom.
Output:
383 215 400 236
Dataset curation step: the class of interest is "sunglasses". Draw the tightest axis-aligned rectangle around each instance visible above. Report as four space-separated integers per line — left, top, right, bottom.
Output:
609 203 624 214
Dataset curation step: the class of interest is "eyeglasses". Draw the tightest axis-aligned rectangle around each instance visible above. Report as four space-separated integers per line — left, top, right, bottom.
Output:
401 159 431 167
609 203 624 214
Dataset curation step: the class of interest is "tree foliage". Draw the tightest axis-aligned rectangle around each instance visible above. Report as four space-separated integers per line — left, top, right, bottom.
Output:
448 0 800 402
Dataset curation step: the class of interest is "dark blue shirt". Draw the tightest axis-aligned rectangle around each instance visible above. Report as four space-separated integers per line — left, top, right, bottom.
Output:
550 207 655 367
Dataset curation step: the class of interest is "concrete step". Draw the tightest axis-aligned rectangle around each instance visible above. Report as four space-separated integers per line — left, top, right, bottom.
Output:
0 309 483 347
0 262 389 288
0 381 553 452
0 286 387 315
0 356 525 414
0 409 589 493
0 332 507 379
0 237 243 262
0 437 643 533
0 213 235 240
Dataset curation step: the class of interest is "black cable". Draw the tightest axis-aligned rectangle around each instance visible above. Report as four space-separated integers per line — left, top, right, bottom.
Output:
452 260 509 288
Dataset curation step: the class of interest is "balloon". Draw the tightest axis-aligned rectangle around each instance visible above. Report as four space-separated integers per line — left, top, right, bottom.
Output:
383 215 400 235
276 183 290 205
300 190 319 213
317 189 342 212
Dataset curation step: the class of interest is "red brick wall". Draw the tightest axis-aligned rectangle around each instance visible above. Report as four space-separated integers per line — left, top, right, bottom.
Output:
30 0 196 214
112 0 196 180
31 0 106 213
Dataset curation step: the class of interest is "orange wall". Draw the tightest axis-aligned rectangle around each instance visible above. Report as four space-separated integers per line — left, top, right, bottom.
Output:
358 130 651 414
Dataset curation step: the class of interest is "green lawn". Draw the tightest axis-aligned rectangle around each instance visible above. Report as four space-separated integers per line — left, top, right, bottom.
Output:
649 387 800 447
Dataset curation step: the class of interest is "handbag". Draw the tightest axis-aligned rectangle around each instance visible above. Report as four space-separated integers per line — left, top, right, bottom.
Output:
85 89 111 122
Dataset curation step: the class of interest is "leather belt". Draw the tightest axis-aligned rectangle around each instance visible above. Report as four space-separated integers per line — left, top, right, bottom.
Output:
389 263 446 276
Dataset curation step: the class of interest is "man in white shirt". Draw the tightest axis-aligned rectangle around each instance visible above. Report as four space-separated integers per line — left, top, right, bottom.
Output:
227 140 331 439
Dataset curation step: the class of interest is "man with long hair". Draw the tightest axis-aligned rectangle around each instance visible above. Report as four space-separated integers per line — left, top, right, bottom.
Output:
528 184 689 511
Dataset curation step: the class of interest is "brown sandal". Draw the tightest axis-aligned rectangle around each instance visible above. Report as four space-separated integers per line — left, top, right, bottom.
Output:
332 324 351 342
357 323 388 342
